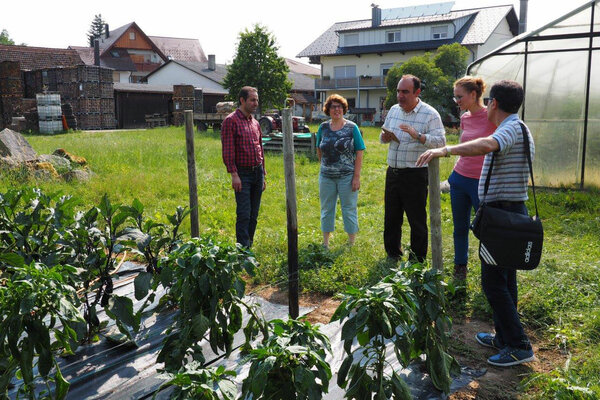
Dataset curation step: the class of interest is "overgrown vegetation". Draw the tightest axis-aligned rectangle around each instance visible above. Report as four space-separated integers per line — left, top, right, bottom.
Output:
1 126 599 397
384 43 470 122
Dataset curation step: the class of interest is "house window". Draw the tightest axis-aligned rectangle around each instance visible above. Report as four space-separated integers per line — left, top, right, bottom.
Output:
345 33 359 47
347 98 356 109
334 65 356 79
129 32 136 40
387 31 401 43
111 50 120 57
432 25 448 39
380 63 394 76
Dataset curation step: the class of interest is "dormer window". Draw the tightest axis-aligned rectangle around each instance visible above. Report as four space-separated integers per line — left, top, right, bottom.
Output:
129 32 136 40
386 31 401 43
111 51 120 57
345 33 359 47
432 25 448 39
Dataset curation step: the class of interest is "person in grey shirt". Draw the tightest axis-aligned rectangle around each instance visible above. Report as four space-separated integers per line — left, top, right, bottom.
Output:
417 80 535 367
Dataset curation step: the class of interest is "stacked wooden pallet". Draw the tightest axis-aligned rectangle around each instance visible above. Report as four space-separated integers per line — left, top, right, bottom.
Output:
172 85 195 126
24 66 115 130
262 132 316 153
0 61 23 130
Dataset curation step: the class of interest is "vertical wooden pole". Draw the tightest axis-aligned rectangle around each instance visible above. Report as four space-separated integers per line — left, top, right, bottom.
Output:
428 158 443 271
283 108 299 319
310 132 316 155
185 110 199 238
428 158 444 271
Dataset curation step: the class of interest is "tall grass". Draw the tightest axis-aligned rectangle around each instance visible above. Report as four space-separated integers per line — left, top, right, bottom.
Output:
2 125 599 396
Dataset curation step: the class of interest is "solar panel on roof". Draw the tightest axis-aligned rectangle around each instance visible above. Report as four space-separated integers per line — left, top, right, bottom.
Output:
382 1 455 20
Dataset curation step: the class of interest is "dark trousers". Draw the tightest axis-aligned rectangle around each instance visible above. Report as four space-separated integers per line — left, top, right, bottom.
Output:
384 166 428 262
480 201 531 350
234 167 264 248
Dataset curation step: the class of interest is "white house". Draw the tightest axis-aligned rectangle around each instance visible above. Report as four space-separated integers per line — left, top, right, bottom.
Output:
297 1 519 123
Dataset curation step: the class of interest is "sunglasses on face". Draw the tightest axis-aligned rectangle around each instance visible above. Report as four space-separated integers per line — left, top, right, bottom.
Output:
483 97 494 106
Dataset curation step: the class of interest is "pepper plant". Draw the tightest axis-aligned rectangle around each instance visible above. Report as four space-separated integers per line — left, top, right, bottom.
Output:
241 318 332 400
155 362 237 400
0 256 84 399
332 263 461 398
331 281 415 399
157 236 257 371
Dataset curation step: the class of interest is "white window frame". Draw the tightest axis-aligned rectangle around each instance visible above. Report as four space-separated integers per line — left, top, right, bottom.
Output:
344 33 359 47
129 31 136 40
334 65 356 79
380 63 394 76
431 25 448 40
386 30 401 43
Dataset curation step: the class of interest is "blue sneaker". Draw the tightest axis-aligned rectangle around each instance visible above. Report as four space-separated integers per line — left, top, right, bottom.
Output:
475 332 502 350
487 346 535 367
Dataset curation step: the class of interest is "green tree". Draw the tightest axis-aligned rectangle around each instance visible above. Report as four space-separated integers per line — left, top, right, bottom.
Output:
87 14 106 47
223 24 292 113
385 43 469 123
0 29 15 45
433 43 470 80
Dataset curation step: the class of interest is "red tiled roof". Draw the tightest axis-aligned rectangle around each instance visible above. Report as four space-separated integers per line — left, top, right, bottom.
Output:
69 46 94 65
0 44 84 71
148 36 207 62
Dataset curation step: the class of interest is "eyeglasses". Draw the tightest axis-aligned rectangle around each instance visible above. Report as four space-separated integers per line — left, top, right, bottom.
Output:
330 104 344 110
483 97 494 106
453 95 463 103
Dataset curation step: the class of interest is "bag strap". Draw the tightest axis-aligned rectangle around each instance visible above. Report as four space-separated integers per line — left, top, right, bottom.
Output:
519 122 539 218
481 122 539 218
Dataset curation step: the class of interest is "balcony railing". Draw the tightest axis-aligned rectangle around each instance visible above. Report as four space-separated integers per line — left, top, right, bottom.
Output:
315 75 387 90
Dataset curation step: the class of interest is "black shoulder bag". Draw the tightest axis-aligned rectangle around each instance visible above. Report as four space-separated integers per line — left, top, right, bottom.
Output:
470 122 543 270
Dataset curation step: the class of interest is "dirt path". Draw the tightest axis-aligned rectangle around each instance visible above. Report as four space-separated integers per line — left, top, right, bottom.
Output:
251 286 566 399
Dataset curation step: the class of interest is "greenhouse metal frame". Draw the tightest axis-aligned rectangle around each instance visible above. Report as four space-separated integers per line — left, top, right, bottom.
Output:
468 0 600 189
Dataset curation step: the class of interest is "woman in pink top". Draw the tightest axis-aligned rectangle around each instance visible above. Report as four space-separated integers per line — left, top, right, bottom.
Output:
450 77 496 281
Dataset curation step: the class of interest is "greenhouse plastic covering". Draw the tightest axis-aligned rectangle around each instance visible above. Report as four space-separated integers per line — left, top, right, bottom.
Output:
468 0 600 189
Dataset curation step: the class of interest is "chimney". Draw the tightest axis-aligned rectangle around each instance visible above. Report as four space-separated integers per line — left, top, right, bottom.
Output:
208 54 216 71
105 23 110 38
519 0 528 34
94 39 100 66
372 4 381 27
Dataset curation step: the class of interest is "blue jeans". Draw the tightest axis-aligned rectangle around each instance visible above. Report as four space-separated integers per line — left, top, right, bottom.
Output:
481 201 532 350
449 171 480 265
319 173 359 234
234 167 264 248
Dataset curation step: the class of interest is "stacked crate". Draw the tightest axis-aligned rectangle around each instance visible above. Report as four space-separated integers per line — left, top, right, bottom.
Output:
37 93 63 134
0 61 23 130
24 66 115 130
172 85 195 126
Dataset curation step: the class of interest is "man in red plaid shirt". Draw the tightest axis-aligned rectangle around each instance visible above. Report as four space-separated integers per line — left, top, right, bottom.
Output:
221 86 266 248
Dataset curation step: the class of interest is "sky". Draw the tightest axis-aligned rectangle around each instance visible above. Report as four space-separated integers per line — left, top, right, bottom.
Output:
1 0 587 66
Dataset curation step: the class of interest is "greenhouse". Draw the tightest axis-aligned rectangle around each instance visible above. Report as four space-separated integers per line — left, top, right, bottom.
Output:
468 0 600 189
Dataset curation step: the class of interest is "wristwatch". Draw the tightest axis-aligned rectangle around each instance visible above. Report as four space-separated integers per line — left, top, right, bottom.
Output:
417 132 422 140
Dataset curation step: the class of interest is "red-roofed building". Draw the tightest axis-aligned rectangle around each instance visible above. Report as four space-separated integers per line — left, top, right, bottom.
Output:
0 44 84 70
70 22 208 84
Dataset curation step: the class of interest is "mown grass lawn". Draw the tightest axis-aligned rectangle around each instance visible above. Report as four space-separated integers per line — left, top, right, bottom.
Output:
3 125 599 397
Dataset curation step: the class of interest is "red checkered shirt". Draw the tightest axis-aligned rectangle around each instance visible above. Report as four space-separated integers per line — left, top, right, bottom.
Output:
221 109 265 175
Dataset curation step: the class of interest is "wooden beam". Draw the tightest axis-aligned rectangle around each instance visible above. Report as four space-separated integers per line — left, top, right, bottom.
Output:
283 108 299 319
185 110 199 238
428 158 442 271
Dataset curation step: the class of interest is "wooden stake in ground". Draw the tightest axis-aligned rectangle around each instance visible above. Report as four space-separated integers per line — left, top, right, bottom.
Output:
428 157 442 271
184 110 199 238
282 108 299 319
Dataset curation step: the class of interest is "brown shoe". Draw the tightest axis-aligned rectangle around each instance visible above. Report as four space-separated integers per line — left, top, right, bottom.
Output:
453 264 467 281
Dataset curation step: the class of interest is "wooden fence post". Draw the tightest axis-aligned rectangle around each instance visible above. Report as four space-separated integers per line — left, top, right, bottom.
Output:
185 110 199 238
283 108 299 319
428 157 443 271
